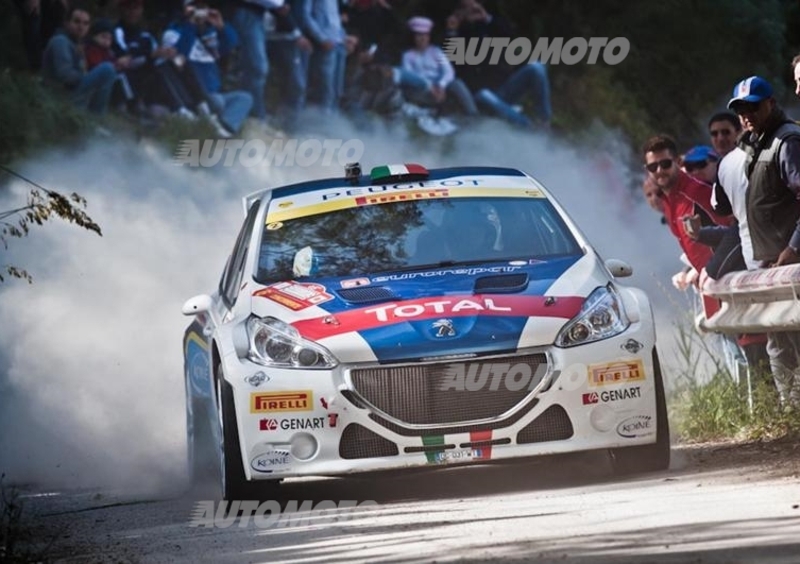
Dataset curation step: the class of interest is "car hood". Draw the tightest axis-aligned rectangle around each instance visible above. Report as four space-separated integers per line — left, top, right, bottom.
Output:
248 254 611 363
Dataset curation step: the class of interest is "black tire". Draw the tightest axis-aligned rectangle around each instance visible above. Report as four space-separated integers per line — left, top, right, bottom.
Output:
608 349 671 475
217 366 278 501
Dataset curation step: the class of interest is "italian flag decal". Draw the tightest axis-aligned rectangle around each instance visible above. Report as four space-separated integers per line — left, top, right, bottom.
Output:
421 431 493 463
371 164 428 181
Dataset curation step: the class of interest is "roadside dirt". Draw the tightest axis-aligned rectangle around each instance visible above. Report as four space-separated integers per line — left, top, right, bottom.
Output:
673 437 800 479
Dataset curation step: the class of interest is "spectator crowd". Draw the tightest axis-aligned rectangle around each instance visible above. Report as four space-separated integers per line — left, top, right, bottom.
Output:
14 0 553 136
641 70 800 410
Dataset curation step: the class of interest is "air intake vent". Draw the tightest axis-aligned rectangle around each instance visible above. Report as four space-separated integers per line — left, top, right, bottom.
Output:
336 286 398 304
516 405 573 444
339 424 398 459
474 273 529 294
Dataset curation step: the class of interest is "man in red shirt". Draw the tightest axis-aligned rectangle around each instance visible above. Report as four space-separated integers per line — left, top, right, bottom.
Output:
643 135 733 273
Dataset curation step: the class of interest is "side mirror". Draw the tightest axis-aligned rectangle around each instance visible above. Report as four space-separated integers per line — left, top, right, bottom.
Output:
182 294 213 316
605 258 633 278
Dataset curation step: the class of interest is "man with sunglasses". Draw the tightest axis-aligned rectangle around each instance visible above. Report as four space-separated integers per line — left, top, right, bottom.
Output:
643 135 732 274
682 145 719 185
727 75 800 407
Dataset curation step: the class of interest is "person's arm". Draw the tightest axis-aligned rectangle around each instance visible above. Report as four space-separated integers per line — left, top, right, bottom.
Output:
435 46 454 89
50 35 83 87
776 137 800 264
711 180 733 216
299 0 328 46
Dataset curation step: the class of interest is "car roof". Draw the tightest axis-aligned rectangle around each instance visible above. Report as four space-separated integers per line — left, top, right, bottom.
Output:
242 166 530 213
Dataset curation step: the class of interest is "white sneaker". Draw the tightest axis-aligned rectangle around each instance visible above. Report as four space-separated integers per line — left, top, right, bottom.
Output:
196 101 212 117
206 113 233 138
176 107 198 121
417 115 458 136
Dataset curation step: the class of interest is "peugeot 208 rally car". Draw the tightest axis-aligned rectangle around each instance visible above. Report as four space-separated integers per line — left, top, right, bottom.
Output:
182 164 669 500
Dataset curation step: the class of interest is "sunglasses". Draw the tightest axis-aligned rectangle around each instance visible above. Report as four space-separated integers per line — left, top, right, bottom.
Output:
645 158 673 173
733 101 761 115
710 128 733 138
684 160 711 173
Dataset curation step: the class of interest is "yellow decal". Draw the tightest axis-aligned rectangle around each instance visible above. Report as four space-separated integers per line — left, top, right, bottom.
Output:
250 390 313 413
588 360 645 387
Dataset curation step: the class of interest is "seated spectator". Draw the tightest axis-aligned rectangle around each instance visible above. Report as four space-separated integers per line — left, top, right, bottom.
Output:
41 6 118 115
447 0 551 129
84 17 137 108
682 145 719 185
114 0 217 124
162 1 253 135
396 17 477 117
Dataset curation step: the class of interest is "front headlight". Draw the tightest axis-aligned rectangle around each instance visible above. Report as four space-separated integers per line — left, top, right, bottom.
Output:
555 285 630 347
247 316 338 369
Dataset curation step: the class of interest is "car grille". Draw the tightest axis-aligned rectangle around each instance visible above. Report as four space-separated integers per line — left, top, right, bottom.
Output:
516 405 574 444
339 424 398 459
349 353 548 426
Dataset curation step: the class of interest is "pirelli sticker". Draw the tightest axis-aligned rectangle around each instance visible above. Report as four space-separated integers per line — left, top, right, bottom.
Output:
250 390 313 413
588 360 645 387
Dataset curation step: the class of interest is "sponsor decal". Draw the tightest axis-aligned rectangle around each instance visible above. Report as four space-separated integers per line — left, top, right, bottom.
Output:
245 371 269 387
250 448 291 473
582 386 642 405
616 415 655 439
372 265 521 282
266 222 283 230
355 189 449 206
341 277 370 289
620 338 644 354
255 281 333 311
328 413 339 427
260 417 325 431
588 360 645 387
292 294 585 340
250 391 313 413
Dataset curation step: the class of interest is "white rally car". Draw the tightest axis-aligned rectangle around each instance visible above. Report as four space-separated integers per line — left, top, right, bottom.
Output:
182 164 669 500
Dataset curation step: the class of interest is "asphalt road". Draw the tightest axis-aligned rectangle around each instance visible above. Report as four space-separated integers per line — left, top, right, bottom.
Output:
15 444 800 564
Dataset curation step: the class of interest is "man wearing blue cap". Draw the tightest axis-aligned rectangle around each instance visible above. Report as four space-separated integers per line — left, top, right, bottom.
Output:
682 145 719 185
728 75 800 407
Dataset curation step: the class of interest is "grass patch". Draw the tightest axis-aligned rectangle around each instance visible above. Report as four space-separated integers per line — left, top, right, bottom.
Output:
667 319 800 443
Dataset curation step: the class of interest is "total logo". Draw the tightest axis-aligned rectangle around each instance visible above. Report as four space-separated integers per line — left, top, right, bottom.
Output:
582 386 641 405
365 298 511 322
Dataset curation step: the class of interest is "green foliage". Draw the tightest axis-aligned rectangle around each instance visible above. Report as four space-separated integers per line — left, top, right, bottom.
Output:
667 319 800 442
0 70 91 164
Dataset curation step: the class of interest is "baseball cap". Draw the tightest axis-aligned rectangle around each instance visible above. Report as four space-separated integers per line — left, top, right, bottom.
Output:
727 76 773 109
408 16 433 34
683 145 719 164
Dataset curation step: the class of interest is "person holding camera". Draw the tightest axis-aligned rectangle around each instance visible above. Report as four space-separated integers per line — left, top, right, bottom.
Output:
161 0 253 135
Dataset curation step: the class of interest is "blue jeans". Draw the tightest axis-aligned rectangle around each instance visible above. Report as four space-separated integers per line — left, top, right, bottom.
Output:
308 46 340 112
397 69 478 116
268 39 310 121
232 7 268 119
208 91 253 134
72 62 117 115
476 62 552 126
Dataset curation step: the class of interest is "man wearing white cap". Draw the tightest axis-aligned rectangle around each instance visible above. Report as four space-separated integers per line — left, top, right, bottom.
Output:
729 75 800 407
397 16 477 117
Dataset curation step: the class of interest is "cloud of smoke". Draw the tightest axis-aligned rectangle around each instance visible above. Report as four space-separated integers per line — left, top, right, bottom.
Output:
0 117 689 493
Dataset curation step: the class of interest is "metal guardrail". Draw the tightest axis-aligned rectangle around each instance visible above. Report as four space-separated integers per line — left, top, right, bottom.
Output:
700 264 800 333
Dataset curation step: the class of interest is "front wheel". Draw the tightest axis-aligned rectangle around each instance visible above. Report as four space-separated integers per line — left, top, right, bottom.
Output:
608 349 671 475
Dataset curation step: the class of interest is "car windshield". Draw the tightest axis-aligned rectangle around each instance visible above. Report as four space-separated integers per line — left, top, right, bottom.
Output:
255 196 582 284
